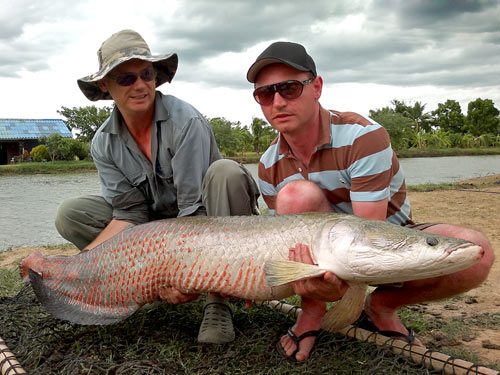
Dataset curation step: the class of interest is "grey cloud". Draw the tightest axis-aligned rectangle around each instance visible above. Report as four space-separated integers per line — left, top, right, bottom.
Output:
157 0 500 90
151 0 362 61
0 0 83 77
371 0 498 29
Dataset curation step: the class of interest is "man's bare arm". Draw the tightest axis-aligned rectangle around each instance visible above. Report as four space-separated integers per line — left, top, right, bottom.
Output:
84 219 133 251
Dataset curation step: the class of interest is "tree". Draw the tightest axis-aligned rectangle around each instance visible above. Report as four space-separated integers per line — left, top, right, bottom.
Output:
391 99 432 132
464 98 500 136
369 107 413 150
209 117 241 156
57 105 113 143
40 134 88 161
250 117 277 153
431 100 465 133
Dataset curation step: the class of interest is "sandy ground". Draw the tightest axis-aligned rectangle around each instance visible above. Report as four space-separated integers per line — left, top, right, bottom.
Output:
1 174 499 364
406 175 500 364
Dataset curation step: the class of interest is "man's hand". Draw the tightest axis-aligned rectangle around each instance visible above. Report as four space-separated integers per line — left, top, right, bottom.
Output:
289 243 348 302
158 286 200 304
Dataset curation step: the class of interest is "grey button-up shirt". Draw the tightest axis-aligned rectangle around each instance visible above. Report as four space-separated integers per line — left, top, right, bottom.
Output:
91 91 221 224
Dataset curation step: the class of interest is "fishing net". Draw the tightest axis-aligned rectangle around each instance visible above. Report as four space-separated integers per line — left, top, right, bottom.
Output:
0 284 498 375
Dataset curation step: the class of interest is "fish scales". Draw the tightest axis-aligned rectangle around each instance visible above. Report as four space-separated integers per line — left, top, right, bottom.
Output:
20 213 483 328
21 215 323 325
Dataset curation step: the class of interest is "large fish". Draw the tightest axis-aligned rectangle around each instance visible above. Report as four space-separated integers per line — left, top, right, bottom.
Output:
20 213 483 331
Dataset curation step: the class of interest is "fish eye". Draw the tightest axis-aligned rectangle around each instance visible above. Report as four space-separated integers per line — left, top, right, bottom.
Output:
426 237 439 246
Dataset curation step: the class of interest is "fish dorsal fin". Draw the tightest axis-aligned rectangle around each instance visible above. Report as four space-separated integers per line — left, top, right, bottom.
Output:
264 260 327 287
321 283 367 331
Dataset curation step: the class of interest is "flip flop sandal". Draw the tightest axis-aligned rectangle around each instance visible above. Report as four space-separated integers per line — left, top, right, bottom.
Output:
197 296 235 344
276 328 321 362
356 311 418 344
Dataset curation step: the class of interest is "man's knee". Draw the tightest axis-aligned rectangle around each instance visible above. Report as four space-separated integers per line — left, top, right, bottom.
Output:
276 180 332 214
55 197 84 236
206 159 245 186
55 195 112 249
425 224 494 286
203 159 259 216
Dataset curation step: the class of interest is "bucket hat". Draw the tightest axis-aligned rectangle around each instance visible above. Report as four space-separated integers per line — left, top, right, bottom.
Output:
77 29 178 101
247 41 316 83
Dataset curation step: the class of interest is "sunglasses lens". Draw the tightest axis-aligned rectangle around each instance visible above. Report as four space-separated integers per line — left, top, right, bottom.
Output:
277 81 302 99
115 74 138 86
253 86 275 106
140 68 156 82
253 80 308 106
111 68 156 86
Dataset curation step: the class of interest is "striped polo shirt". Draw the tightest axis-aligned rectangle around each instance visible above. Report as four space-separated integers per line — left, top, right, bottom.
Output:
258 106 413 226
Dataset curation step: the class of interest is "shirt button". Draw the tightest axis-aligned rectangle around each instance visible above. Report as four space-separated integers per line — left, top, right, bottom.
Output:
298 168 302 172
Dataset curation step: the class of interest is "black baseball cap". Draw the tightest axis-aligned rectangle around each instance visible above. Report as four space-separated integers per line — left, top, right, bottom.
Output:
246 41 317 83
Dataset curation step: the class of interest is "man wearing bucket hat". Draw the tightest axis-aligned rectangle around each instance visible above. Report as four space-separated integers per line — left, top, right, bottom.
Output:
247 41 493 361
55 29 260 345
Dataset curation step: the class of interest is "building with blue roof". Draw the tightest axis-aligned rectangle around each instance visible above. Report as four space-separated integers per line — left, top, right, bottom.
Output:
0 119 72 165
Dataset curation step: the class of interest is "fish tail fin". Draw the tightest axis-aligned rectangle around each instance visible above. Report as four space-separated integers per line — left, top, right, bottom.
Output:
321 283 367 332
27 261 140 326
19 250 43 282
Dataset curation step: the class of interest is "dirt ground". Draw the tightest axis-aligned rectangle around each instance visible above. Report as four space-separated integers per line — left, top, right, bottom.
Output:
406 174 500 364
1 175 499 364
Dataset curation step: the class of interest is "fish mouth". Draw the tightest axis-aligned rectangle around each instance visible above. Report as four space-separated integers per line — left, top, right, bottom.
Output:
446 243 484 261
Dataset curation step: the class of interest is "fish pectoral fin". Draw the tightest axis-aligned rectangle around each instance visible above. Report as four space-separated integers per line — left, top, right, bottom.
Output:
321 283 367 332
264 260 327 287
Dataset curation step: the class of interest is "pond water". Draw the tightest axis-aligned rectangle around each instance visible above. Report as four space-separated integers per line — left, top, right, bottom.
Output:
1 154 500 251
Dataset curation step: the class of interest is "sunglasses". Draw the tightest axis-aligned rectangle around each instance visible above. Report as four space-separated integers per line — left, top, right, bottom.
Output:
107 67 157 87
253 78 314 106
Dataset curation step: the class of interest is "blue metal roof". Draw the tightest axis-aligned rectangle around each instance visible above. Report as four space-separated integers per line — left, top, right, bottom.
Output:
0 119 72 140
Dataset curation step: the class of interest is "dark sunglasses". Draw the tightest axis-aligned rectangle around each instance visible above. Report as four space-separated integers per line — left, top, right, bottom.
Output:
253 78 314 106
107 67 157 87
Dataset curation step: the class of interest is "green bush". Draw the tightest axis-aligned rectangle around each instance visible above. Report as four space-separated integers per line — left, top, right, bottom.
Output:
30 145 50 161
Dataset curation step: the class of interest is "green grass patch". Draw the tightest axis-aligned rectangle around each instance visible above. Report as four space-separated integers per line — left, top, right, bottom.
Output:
396 147 500 158
0 160 97 176
0 267 23 297
1 279 467 375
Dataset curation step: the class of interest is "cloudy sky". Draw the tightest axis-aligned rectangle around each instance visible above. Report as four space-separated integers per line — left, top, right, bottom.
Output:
1 0 499 127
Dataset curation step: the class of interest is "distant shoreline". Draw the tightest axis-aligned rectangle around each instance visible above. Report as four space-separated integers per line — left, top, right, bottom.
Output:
1 147 500 176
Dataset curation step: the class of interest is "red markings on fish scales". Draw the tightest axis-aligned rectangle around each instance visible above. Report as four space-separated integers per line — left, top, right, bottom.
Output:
249 265 259 296
207 263 221 288
190 254 203 290
241 258 253 293
214 263 230 290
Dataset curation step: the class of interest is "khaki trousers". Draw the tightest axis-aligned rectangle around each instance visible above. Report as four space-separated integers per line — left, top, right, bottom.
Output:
55 159 259 250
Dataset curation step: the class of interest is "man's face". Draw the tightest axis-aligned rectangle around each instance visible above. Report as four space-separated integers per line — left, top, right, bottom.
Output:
98 59 156 118
254 63 322 136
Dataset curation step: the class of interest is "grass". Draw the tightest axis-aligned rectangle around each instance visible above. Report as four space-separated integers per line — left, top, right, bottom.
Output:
395 147 500 158
1 266 499 374
0 160 97 175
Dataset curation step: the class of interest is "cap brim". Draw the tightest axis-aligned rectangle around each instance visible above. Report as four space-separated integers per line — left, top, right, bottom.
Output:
246 57 311 83
77 53 178 101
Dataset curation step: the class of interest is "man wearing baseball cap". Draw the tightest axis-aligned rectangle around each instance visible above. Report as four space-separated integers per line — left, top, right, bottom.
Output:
247 41 493 361
56 29 260 344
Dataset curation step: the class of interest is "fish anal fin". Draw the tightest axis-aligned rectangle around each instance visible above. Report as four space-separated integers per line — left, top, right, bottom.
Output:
321 283 367 332
264 260 326 287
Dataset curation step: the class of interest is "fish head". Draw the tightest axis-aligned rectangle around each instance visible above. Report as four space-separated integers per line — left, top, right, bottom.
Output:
314 216 483 284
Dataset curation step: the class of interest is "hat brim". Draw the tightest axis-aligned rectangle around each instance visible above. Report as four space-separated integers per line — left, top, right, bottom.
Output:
77 53 178 101
246 57 312 83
